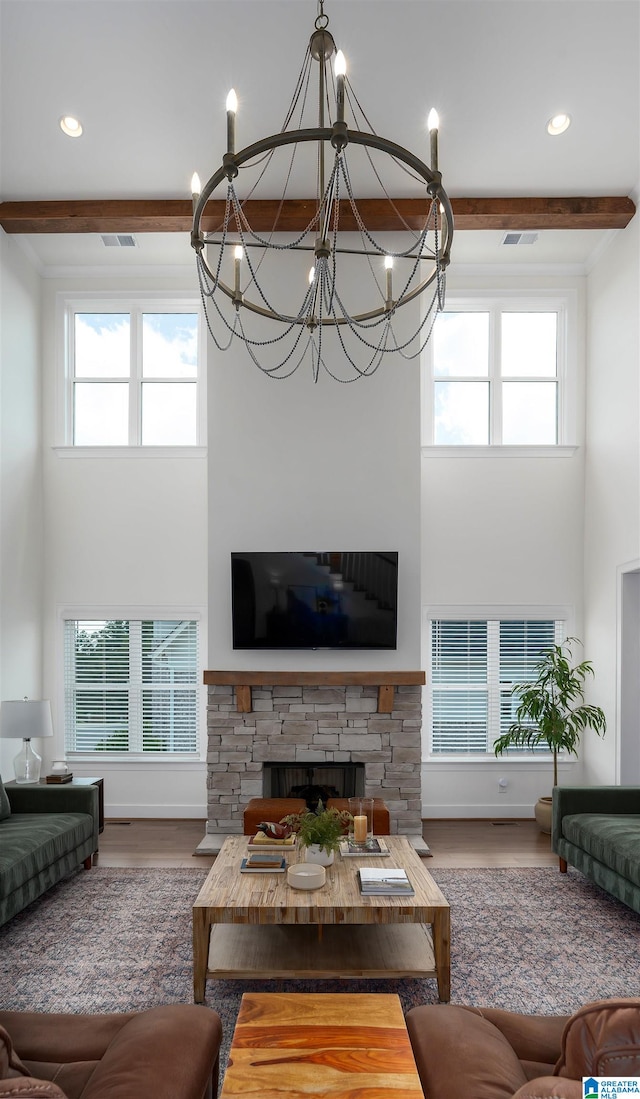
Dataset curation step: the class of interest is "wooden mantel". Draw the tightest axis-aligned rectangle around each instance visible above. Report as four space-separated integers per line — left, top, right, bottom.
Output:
203 670 426 715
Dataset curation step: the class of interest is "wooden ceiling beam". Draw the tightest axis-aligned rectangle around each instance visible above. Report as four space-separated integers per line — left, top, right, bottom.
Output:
0 195 635 235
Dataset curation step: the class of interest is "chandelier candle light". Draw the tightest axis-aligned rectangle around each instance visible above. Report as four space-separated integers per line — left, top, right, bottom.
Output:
190 0 454 382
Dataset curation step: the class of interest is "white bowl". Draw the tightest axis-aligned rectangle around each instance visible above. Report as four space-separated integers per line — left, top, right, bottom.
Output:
287 863 326 890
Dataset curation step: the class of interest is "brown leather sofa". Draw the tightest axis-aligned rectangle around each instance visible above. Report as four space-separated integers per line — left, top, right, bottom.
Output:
406 998 640 1099
0 1004 223 1099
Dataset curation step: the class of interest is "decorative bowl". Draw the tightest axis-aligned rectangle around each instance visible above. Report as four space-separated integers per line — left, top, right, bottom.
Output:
287 863 326 890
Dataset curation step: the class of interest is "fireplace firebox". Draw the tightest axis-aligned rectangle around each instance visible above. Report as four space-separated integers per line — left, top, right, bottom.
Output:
263 762 365 810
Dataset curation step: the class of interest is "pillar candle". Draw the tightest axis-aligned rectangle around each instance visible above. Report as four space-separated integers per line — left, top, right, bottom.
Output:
226 89 237 155
428 108 439 173
353 814 368 843
335 51 346 124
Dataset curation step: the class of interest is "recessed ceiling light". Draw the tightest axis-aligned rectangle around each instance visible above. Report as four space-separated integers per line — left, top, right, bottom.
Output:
59 115 83 138
547 113 571 136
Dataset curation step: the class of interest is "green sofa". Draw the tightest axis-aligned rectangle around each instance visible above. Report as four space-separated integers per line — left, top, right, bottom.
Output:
0 773 99 927
552 785 640 914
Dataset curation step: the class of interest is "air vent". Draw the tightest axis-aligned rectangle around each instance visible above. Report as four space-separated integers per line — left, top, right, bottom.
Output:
501 231 539 246
100 234 137 248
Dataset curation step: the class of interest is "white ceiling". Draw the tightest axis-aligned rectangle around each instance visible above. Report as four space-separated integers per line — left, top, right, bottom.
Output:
1 0 638 273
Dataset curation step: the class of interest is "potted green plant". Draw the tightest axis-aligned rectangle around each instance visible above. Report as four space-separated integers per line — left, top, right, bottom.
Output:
493 637 607 833
281 800 352 865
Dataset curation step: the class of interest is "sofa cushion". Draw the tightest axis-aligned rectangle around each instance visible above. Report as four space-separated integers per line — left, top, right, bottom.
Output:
0 1024 29 1079
0 1023 67 1098
0 814 93 896
0 1078 68 1098
406 1004 530 1099
556 998 640 1079
0 777 11 822
0 1006 222 1099
512 1078 581 1099
562 814 640 889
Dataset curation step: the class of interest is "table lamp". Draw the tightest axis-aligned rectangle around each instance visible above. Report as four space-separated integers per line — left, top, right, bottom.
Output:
0 698 54 783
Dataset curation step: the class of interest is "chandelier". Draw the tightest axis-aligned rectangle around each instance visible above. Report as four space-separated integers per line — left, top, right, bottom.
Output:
190 1 454 383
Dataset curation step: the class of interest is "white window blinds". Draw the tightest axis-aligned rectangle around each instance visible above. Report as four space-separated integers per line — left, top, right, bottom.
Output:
430 618 563 754
64 619 199 754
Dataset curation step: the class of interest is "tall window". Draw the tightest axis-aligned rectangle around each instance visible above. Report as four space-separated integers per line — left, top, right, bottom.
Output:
64 619 199 754
429 618 564 754
67 304 202 446
426 299 566 445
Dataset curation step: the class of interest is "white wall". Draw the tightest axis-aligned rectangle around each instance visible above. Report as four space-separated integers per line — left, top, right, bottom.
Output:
40 278 209 817
421 274 587 818
0 233 44 781
619 565 640 782
583 215 640 784
207 299 422 672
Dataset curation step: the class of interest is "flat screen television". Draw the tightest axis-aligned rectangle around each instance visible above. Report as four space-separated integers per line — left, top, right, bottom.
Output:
231 551 398 650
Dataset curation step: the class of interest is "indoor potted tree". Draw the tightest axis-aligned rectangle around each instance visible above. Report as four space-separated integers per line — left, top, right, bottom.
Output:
493 637 607 833
281 800 352 865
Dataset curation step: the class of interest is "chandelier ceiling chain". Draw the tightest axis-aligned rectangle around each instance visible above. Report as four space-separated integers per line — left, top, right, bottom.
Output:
191 0 454 382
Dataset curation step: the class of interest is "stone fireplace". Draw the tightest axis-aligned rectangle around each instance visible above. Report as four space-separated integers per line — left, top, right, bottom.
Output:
202 671 425 844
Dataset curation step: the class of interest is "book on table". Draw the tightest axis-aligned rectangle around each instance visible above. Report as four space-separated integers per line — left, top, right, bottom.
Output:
339 837 390 857
358 868 415 896
240 854 286 873
247 833 296 851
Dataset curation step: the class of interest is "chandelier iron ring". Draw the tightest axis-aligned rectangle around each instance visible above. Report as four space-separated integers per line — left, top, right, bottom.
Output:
192 126 454 328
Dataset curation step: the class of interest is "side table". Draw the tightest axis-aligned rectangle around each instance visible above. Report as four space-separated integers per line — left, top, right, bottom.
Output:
68 778 105 833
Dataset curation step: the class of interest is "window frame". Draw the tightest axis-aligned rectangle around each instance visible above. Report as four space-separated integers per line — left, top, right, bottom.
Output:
56 293 206 453
59 606 206 763
424 606 572 761
422 290 578 453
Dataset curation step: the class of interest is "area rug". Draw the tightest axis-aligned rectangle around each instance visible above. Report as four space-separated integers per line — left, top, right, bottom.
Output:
1 866 638 1072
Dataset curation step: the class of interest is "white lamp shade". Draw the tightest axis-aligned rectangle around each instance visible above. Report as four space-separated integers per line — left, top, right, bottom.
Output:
0 700 54 740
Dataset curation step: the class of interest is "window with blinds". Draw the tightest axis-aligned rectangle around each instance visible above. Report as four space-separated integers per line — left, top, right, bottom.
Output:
430 618 563 754
64 619 199 754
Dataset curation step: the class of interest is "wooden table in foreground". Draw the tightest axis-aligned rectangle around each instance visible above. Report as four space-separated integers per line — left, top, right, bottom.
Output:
192 835 450 1003
219 992 424 1099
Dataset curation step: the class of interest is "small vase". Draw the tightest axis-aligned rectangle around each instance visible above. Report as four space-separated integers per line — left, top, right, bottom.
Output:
302 844 334 866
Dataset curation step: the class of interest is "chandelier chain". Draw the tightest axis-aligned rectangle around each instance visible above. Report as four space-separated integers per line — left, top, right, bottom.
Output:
315 0 329 30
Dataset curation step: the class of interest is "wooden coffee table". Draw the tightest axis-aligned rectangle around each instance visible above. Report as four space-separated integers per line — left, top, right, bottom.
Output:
192 835 450 1003
219 991 424 1098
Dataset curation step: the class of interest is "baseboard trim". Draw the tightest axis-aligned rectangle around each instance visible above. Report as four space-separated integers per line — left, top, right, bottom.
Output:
423 805 536 819
105 805 207 819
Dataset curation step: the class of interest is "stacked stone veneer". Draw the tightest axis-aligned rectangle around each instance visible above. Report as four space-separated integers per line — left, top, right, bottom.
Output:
206 682 422 835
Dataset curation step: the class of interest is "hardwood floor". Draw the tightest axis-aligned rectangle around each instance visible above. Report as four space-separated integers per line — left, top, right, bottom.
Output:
95 818 558 869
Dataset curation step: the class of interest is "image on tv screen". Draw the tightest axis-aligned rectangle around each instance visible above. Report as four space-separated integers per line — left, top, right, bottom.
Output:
231 551 398 650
